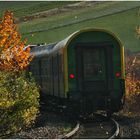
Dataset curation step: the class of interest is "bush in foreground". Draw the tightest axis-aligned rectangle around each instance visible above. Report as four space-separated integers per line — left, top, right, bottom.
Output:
123 54 140 115
0 71 40 137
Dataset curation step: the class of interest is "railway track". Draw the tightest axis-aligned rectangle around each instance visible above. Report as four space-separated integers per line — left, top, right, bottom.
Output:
61 114 119 139
40 101 120 139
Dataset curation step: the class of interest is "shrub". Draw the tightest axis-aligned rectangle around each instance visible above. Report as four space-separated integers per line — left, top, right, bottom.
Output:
125 74 140 113
0 71 40 138
0 11 33 71
123 54 140 115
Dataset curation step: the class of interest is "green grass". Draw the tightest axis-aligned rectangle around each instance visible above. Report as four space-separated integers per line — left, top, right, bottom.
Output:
19 1 140 34
0 1 140 51
0 1 75 17
19 2 140 52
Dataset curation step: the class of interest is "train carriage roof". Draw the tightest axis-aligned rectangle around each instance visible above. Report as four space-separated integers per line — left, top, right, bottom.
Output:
30 28 123 57
53 29 123 51
29 43 57 57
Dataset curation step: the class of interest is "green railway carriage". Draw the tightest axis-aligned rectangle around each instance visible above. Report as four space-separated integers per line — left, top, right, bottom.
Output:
29 28 125 116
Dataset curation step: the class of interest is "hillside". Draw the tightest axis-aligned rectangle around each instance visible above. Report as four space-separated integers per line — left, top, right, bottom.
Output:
0 1 140 51
0 1 76 18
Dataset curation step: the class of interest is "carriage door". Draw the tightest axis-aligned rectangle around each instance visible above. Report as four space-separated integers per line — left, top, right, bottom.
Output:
77 45 107 94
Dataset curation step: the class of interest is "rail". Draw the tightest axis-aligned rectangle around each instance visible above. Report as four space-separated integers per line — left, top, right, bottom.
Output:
58 121 80 139
109 119 120 139
60 115 120 139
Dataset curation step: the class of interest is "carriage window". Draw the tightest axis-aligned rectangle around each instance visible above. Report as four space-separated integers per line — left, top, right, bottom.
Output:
83 48 104 79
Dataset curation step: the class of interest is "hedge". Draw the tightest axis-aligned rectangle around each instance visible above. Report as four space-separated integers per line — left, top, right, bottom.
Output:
0 71 40 138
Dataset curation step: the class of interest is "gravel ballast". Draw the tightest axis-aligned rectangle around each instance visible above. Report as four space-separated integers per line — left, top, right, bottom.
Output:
8 109 140 139
9 110 74 139
114 114 140 138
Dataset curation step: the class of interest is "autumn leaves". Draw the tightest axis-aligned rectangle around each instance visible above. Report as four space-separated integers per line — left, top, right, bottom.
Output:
0 11 32 71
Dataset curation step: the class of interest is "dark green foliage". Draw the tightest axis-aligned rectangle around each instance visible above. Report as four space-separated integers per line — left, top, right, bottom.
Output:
0 71 40 138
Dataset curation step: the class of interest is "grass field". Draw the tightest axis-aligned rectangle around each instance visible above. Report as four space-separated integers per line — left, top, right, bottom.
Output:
0 1 140 51
18 2 140 52
0 1 75 17
19 1 140 34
